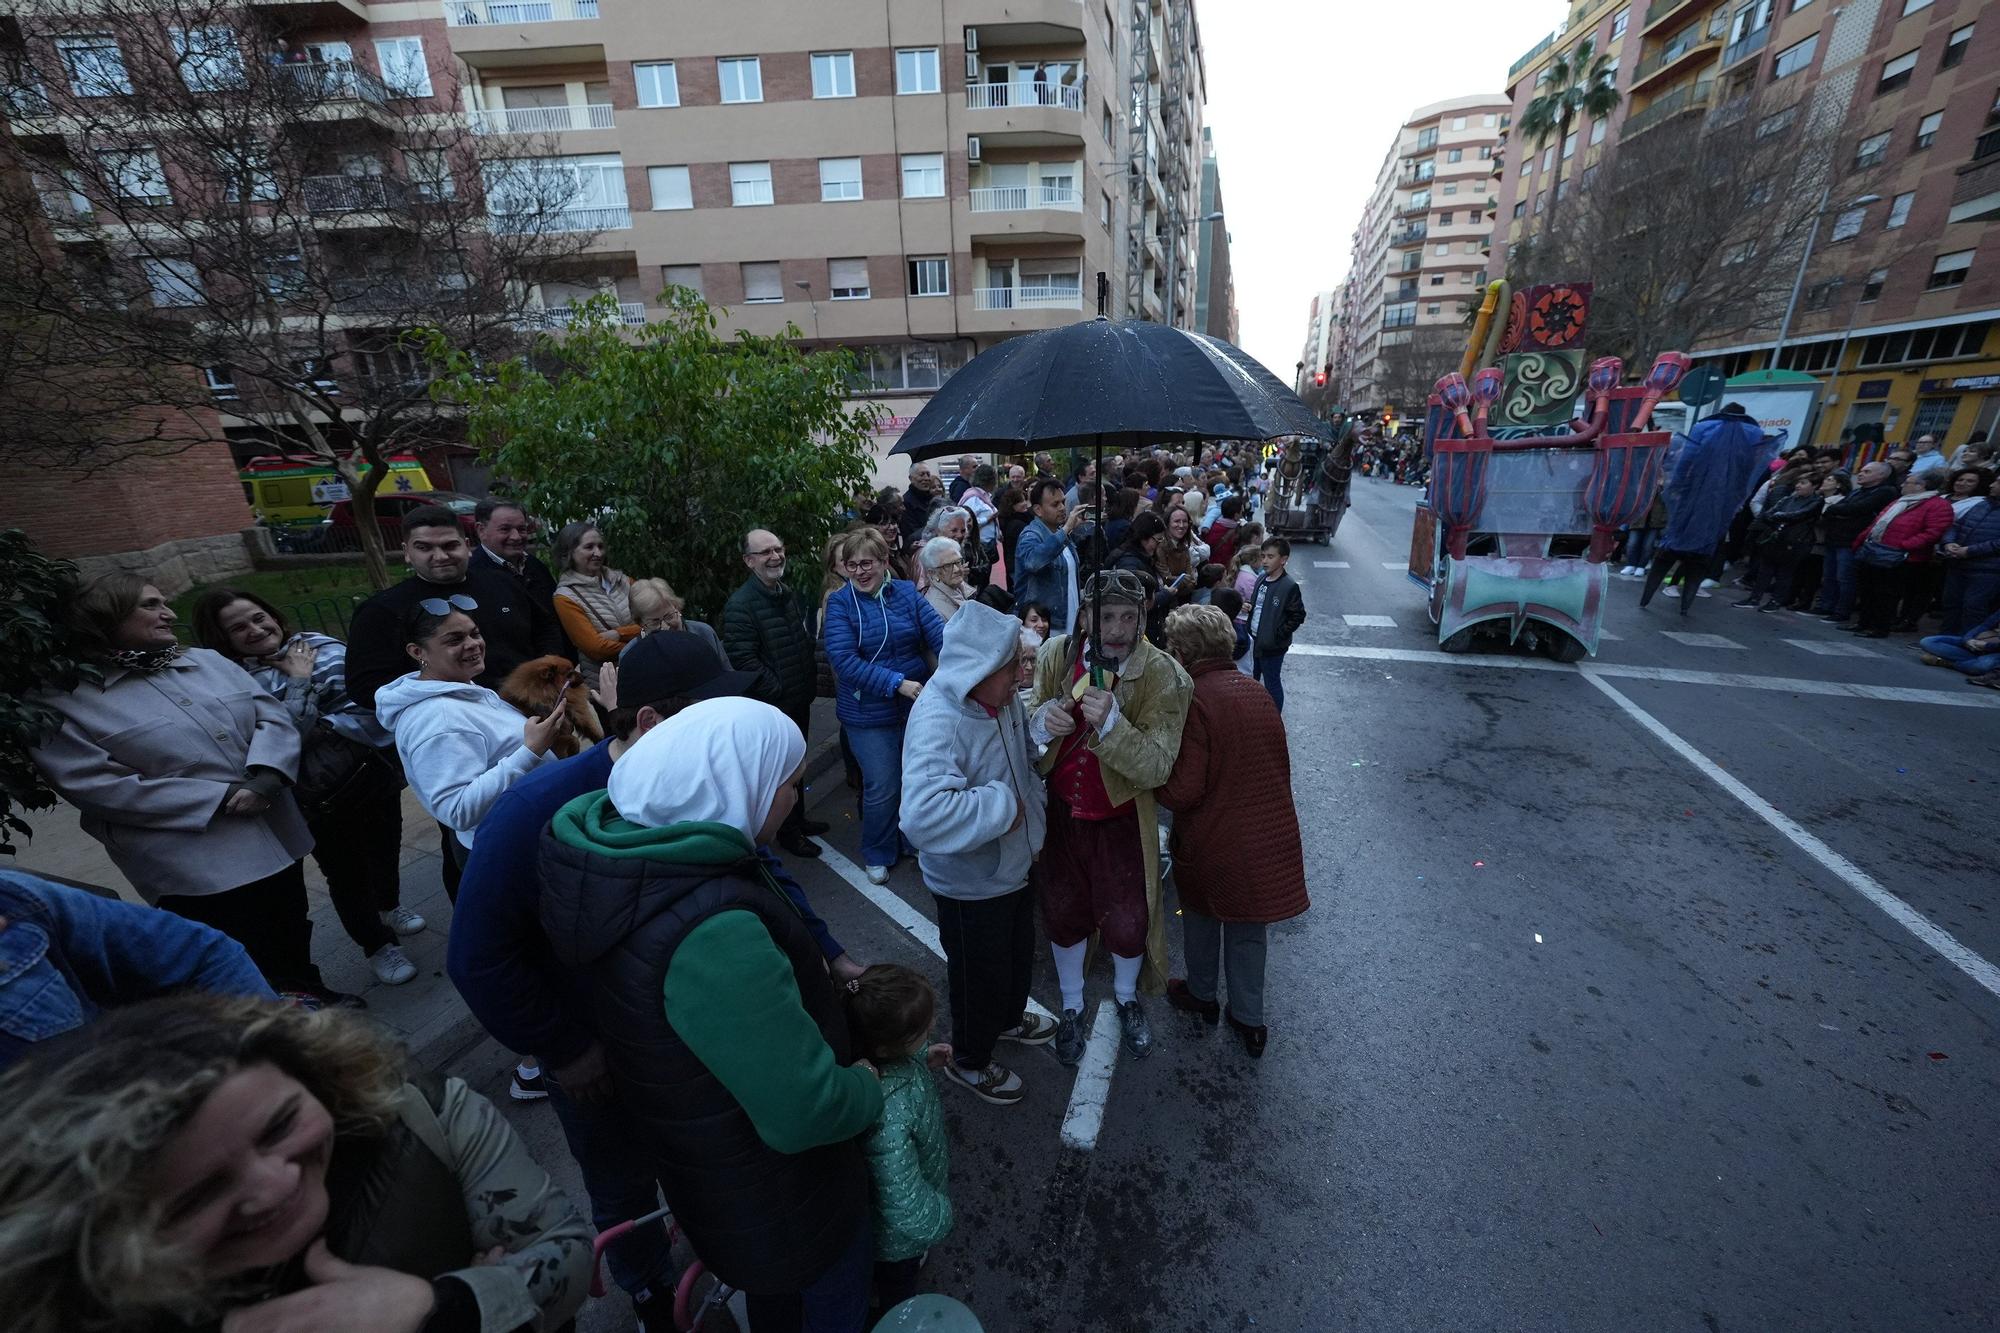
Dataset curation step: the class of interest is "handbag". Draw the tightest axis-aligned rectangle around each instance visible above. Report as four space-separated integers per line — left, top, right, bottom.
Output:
295 722 398 816
1857 540 1908 569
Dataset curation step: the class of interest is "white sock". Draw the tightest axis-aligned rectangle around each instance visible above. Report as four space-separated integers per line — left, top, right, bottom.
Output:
1112 953 1143 1005
517 1061 540 1079
1051 941 1087 1012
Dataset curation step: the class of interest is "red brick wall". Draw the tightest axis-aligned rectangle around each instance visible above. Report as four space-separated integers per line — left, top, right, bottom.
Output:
1 439 254 561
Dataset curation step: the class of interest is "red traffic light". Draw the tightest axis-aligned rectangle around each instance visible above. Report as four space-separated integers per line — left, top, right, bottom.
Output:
1313 370 1327 387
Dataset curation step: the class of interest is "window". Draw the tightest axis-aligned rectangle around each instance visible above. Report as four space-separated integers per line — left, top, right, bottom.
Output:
1483 113 1498 127
99 147 168 201
1433 242 1449 256
1861 268 1888 302
1590 119 1606 145
143 257 203 307
819 157 862 201
1541 145 1555 172
648 165 691 210
406 148 455 201
203 366 237 399
261 251 305 299
728 161 772 206
1438 211 1454 224
1102 105 1114 142
1756 106 1798 138
811 51 855 98
1450 116 1467 130
718 56 761 104
895 47 939 94
373 37 430 98
1100 191 1111 228
661 263 703 298
1943 24 1974 70
1886 191 1914 228
1416 127 1438 150
1442 183 1459 194
1855 131 1890 167
1427 303 1442 315
1911 397 1960 439
215 143 277 201
56 34 130 96
900 152 944 198
1480 144 1495 158
740 261 783 303
1611 6 1629 38
1447 148 1463 163
1534 189 1547 213
1914 111 1942 149
1877 50 1917 95
1772 33 1816 80
1859 320 1991 364
1929 250 1973 289
829 257 869 300
1429 275 1445 286
173 27 245 92
1791 0 1813 8
1562 130 1577 159
1830 206 1865 241
635 61 678 108
1512 200 1526 218
907 255 949 296
846 341 970 392
1902 0 1933 13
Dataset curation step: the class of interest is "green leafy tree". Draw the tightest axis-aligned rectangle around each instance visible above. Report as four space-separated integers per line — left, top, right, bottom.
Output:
1517 36 1621 245
0 530 94 855
433 291 879 619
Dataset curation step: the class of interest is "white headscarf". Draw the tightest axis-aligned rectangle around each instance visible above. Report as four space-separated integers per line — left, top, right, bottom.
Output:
607 697 806 839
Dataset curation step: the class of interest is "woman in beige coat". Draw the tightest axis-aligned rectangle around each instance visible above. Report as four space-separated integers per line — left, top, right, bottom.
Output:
30 574 353 1005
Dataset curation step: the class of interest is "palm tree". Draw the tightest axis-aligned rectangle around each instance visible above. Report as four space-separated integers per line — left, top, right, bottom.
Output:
1518 36 1621 245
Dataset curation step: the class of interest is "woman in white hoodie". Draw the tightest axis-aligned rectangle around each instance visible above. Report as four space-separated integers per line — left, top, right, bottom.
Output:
374 598 569 881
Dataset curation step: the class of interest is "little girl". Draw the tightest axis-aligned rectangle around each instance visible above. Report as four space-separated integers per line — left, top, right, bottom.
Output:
848 964 954 1316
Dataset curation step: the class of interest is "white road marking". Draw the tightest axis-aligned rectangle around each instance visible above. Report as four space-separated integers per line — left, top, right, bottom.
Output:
1312 560 1343 568
1661 631 1746 650
1784 639 1882 658
1599 630 1623 641
1342 613 1398 628
1283 641 2000 707
1058 1002 1123 1151
1381 561 1407 570
814 839 1054 1023
1581 674 2000 1004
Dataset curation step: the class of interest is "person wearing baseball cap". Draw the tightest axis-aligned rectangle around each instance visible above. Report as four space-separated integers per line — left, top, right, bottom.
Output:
447 630 863 1331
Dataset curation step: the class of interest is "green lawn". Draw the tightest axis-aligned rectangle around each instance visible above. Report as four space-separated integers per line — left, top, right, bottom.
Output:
173 562 388 637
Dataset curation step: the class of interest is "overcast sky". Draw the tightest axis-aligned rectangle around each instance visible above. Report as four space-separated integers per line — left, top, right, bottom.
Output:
1199 1 1569 377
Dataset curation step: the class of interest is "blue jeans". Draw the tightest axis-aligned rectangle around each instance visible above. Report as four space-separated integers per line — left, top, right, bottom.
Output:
1918 635 2000 675
1253 651 1287 712
545 1081 673 1301
1816 545 1859 617
1623 528 1659 568
845 722 908 868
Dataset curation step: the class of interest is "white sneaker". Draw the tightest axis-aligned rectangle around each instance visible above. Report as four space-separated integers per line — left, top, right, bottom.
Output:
1699 579 1719 589
381 905 427 935
1664 586 1681 598
369 944 417 985
865 865 890 885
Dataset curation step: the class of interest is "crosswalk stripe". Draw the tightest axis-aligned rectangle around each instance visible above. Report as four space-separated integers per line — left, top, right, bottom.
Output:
1661 631 1746 650
1312 560 1338 568
1342 613 1398 628
1380 561 1406 570
1598 630 1622 641
1784 638 1882 658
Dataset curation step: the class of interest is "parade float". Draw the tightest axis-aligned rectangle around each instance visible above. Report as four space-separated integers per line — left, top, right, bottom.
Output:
1407 278 1688 660
1263 428 1353 546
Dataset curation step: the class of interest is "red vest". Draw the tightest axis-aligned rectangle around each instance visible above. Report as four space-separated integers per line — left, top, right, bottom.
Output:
1048 660 1133 821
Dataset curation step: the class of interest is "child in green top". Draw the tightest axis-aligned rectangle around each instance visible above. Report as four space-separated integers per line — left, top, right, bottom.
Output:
847 964 954 1316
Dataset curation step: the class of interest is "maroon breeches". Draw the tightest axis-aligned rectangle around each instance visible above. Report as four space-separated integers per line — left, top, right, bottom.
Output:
1039 803 1149 956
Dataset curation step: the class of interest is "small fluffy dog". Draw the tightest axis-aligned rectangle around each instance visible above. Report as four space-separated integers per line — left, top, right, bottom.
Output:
497 655 602 759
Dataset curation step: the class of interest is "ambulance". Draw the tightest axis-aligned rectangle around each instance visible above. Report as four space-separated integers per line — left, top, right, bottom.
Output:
239 455 436 529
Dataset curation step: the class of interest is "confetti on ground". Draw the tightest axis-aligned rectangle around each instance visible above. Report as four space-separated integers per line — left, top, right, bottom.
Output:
1534 933 1543 944
1928 1051 1948 1061
1474 860 1486 868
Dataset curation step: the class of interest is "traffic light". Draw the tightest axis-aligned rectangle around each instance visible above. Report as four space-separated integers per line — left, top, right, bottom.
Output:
1313 370 1327 388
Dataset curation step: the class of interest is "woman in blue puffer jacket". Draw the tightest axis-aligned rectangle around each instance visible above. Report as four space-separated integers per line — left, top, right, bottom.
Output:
1938 470 2000 634
823 527 946 884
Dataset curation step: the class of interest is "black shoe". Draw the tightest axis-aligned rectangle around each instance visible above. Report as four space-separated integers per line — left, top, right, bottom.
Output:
1730 596 1759 609
1053 1008 1086 1065
1166 978 1221 1024
800 817 832 836
777 829 823 858
510 1068 550 1101
1757 599 1783 614
1117 999 1153 1058
1225 1008 1268 1059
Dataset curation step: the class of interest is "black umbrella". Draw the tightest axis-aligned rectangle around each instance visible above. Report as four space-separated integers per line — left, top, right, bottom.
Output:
889 317 1322 680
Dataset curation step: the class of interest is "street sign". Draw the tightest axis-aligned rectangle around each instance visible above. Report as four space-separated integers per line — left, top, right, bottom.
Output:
1678 366 1726 408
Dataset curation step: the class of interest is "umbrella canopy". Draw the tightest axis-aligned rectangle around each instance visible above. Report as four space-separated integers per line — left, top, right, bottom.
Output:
889 318 1325 460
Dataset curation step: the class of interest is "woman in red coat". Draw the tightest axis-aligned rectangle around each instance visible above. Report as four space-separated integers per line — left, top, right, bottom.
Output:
1851 467 1956 638
1155 604 1310 1056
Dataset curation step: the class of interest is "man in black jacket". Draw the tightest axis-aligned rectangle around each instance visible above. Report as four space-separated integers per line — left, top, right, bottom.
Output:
473 498 559 610
721 529 827 857
344 504 567 709
1810 462 1898 624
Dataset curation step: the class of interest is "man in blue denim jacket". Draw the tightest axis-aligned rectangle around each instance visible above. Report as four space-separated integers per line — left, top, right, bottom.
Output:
0 869 274 1069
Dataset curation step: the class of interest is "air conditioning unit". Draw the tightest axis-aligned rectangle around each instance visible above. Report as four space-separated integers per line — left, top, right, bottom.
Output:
967 136 982 162
965 50 980 79
964 27 978 51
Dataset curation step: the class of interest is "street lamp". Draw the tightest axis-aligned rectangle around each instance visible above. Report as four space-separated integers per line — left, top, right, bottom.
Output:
1162 209 1225 331
1771 189 1881 373
793 279 820 341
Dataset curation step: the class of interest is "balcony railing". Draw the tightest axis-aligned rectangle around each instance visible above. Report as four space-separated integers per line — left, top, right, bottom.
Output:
1644 0 1698 31
1721 24 1769 70
444 0 598 24
468 103 614 134
973 285 1083 310
1389 222 1428 247
967 184 1083 212
272 59 387 107
1382 312 1418 330
1623 78 1715 137
520 300 646 328
304 174 410 213
964 82 1084 112
489 204 631 234
332 275 427 312
1631 33 1717 84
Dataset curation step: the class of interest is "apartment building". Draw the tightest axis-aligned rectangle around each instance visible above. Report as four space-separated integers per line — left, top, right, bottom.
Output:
1334 95 1508 413
1296 288 1337 390
1492 0 2000 448
1193 124 1237 341
2 0 1215 578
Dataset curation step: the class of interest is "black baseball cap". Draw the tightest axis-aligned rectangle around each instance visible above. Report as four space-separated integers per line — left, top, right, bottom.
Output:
617 631 757 709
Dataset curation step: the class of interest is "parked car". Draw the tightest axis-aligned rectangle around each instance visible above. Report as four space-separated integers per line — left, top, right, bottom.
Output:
327 490 481 545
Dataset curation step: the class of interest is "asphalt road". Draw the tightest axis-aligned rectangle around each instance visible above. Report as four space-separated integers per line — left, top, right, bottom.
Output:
502 476 2000 1332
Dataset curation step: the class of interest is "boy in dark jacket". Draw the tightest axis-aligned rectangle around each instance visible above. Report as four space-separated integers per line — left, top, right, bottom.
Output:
1246 538 1307 712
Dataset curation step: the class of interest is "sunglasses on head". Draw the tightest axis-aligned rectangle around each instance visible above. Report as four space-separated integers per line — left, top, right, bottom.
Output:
418 594 478 616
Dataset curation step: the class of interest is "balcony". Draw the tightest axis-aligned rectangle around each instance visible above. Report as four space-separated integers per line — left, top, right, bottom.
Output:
965 4 1087 46
973 285 1083 311
1398 197 1430 218
332 274 429 313
1382 311 1418 331
1623 78 1715 138
1643 0 1699 32
304 173 410 213
964 80 1084 149
272 59 388 107
1720 24 1769 71
1629 32 1721 91
1389 222 1428 247
489 204 630 234
519 300 646 328
965 82 1083 112
967 184 1083 212
469 103 613 134
445 0 597 24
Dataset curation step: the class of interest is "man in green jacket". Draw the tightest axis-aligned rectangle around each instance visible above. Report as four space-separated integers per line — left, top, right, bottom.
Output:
722 527 828 858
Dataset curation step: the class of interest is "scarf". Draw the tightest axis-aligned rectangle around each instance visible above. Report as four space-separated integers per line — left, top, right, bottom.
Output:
1865 492 1937 543
606 696 805 838
554 567 632 633
926 577 972 619
109 644 185 672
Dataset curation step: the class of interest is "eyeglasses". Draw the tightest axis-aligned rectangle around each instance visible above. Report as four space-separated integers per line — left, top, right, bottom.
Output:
748 546 785 559
845 559 881 572
418 594 478 615
935 560 967 573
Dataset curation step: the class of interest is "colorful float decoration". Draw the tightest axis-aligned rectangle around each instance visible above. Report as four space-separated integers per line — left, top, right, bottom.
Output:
1408 278 1687 660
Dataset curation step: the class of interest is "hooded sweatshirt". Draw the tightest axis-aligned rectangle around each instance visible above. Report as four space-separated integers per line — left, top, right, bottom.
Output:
899 601 1047 901
374 673 546 847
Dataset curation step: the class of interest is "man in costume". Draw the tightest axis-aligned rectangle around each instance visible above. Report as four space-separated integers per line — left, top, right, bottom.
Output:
1028 569 1193 1063
1640 402 1784 617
